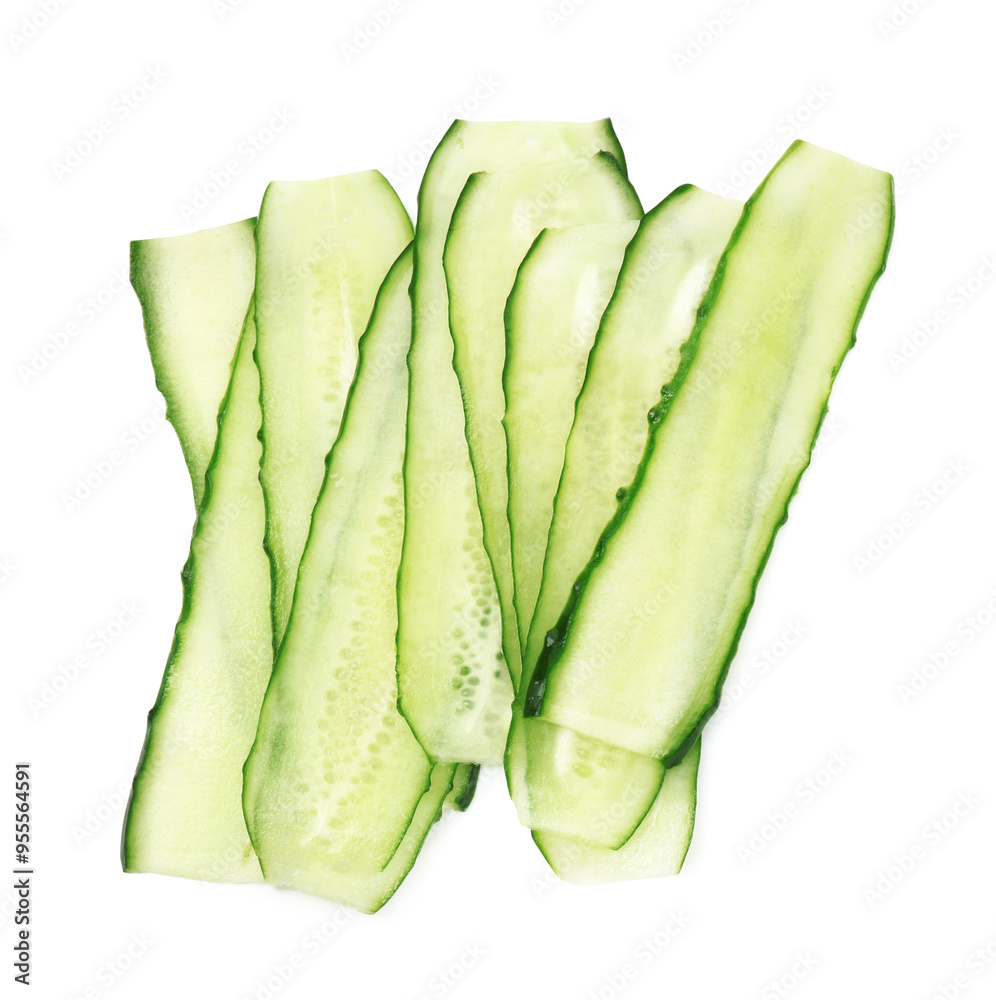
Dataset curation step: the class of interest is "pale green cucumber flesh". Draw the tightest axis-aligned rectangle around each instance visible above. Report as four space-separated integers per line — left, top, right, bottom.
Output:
532 141 895 760
533 741 701 884
523 719 663 849
398 121 627 764
506 185 741 844
444 154 642 686
130 217 256 510
258 763 456 913
504 219 639 650
244 246 435 881
124 305 271 883
254 171 413 647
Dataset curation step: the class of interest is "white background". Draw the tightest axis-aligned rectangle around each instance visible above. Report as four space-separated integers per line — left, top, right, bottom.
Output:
3 0 995 997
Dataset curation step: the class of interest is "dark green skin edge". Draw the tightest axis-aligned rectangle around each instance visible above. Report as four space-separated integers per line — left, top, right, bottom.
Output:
121 300 255 871
525 140 896 766
396 119 630 759
242 244 435 876
450 764 481 812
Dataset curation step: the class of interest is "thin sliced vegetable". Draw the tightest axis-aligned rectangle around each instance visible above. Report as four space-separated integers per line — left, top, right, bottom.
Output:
534 742 701 884
244 246 435 881
444 154 642 674
124 305 271 882
504 219 639 648
255 172 412 647
130 217 256 509
398 120 628 764
507 186 742 841
529 141 895 760
257 763 456 914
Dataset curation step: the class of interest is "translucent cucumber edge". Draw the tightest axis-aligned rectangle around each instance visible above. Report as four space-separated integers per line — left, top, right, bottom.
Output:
525 140 897 767
121 298 258 877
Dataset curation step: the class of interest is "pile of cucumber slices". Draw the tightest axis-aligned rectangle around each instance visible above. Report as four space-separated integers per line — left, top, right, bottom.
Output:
122 120 894 912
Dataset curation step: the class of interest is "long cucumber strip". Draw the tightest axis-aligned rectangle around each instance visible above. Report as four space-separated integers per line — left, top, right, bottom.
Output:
255 172 413 647
130 218 256 510
525 186 744 678
504 220 639 648
444 155 642 674
398 120 627 764
244 246 434 880
124 306 271 882
506 186 741 841
534 741 700 884
531 141 895 759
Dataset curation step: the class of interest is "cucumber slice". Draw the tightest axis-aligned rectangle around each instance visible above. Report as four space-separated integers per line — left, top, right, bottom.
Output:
504 220 639 649
506 186 741 843
244 246 436 884
254 172 413 647
124 305 271 883
533 741 701 884
444 155 642 671
258 763 456 914
523 719 662 848
525 185 744 679
130 217 256 510
530 141 895 759
398 120 627 764
445 764 481 812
